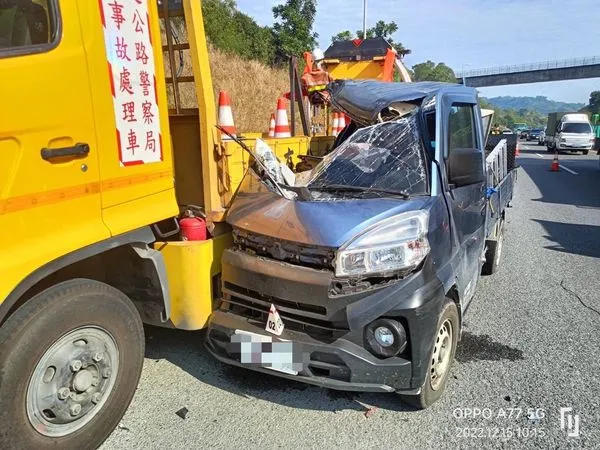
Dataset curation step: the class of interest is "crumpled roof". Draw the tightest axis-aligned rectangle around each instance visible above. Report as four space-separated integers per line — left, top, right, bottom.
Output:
327 79 454 125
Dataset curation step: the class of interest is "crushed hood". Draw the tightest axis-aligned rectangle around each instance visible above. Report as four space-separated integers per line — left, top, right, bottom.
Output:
226 177 432 248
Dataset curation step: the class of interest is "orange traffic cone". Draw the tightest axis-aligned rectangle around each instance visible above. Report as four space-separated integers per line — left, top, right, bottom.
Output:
338 112 346 134
274 98 291 138
268 113 276 138
550 151 560 172
331 112 340 137
218 90 236 140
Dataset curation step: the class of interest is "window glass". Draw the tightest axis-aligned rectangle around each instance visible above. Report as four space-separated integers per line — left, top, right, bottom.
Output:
0 1 55 51
562 123 592 134
448 105 476 151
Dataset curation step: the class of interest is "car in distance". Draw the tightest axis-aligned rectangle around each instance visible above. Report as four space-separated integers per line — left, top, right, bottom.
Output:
527 128 543 141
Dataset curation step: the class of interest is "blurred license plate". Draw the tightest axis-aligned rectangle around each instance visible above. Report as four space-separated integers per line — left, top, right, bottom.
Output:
232 330 298 375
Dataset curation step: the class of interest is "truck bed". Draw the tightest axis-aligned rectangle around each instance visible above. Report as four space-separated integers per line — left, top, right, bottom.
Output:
485 139 517 238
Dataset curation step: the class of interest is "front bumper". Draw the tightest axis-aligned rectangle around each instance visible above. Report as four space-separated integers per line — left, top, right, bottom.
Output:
556 142 593 150
205 249 446 392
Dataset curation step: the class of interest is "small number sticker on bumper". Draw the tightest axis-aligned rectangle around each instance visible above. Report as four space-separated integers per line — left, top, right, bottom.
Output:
265 304 285 336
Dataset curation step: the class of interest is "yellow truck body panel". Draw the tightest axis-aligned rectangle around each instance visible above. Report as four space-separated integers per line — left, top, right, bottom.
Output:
154 233 232 330
324 58 388 81
0 1 111 302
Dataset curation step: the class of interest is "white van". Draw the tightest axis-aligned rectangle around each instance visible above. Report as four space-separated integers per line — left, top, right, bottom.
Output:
552 113 595 155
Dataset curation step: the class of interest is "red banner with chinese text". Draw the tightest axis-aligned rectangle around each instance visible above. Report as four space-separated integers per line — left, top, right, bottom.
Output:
99 0 163 166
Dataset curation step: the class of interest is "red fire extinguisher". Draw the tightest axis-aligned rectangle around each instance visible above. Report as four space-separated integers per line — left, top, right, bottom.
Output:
179 209 207 241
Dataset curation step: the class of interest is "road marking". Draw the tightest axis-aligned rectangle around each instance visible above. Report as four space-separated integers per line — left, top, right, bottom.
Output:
535 153 545 158
559 164 578 175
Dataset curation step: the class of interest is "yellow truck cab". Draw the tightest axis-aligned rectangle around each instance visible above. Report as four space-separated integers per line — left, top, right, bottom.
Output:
0 1 413 447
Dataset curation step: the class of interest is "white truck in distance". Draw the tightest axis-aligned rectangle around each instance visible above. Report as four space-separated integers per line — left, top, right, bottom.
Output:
545 112 595 155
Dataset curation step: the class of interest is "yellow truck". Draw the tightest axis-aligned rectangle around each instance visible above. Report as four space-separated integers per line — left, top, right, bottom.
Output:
0 1 412 447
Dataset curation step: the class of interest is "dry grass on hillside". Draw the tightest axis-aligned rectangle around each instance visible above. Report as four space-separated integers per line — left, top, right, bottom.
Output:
208 46 292 133
161 18 309 134
165 45 294 133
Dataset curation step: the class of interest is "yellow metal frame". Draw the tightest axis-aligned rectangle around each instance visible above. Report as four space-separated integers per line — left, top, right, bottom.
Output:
183 0 222 218
155 233 232 330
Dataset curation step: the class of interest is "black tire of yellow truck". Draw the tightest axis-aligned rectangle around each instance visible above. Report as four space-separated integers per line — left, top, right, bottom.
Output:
0 278 144 450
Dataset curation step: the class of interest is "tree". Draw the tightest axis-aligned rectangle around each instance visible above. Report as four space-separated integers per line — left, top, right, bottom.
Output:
588 91 600 115
201 0 275 65
331 20 411 58
272 0 318 64
331 30 353 42
410 60 456 83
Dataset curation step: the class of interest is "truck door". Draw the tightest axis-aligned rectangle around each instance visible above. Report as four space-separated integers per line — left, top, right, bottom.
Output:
0 1 109 298
440 95 487 304
79 0 178 235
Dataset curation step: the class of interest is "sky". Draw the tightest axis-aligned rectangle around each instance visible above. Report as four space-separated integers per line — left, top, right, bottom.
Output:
236 0 599 104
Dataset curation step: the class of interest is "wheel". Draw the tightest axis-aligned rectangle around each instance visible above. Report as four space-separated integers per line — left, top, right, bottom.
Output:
582 150 589 155
482 219 504 275
398 299 459 409
0 279 144 449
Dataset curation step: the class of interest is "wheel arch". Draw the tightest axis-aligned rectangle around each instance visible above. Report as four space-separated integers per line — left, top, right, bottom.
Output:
445 284 463 335
0 227 171 327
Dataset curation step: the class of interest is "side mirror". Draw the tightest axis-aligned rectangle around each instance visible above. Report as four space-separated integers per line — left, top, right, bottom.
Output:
447 148 485 188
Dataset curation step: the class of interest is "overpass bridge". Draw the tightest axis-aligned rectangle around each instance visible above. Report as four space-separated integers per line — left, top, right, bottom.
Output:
455 56 600 87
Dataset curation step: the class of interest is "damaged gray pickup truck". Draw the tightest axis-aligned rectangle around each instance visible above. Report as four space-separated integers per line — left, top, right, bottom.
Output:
206 80 517 408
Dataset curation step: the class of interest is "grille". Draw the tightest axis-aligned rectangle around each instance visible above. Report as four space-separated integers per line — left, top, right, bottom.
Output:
221 283 348 341
233 228 336 270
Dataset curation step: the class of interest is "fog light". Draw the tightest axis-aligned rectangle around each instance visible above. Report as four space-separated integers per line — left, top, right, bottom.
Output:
374 327 394 347
365 319 407 358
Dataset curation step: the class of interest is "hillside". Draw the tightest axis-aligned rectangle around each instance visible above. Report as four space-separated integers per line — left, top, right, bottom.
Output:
208 46 292 133
483 96 585 115
164 16 293 133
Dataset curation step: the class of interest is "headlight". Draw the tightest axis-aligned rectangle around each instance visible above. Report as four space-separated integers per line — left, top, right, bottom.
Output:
335 211 430 277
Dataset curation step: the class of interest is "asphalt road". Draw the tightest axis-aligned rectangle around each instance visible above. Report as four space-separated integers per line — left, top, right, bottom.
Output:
102 141 600 449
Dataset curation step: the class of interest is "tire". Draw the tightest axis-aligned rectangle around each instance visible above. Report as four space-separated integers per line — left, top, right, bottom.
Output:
582 150 589 155
398 299 459 409
482 220 504 275
0 279 144 450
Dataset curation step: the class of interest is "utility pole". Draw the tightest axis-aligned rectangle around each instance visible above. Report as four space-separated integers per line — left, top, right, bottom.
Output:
362 0 367 39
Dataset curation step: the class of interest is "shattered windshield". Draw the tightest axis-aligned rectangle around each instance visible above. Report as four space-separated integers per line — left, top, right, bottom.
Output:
303 113 429 197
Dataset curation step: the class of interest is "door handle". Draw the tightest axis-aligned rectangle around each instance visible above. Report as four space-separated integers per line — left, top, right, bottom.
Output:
41 143 90 161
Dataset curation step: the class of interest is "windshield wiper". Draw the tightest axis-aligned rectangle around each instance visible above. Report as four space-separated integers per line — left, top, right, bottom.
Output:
308 184 410 199
276 183 312 201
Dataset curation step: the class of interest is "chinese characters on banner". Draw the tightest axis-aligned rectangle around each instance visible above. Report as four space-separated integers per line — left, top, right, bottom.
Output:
100 0 162 165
